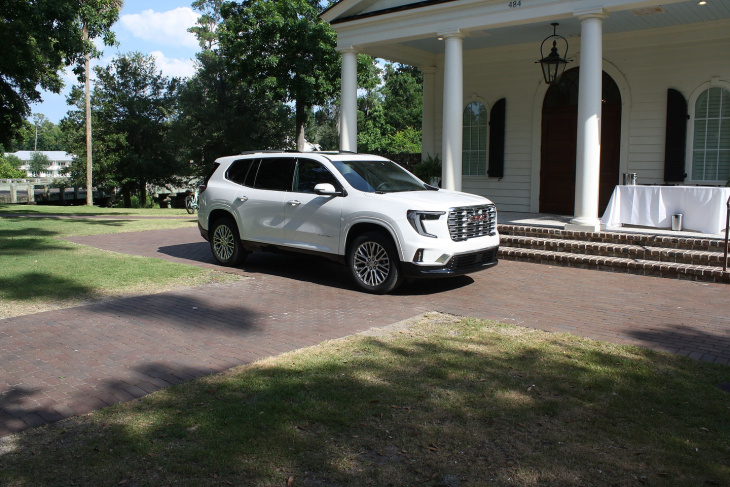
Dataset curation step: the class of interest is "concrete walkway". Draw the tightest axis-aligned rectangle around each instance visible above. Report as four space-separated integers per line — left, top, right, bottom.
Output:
1 226 728 437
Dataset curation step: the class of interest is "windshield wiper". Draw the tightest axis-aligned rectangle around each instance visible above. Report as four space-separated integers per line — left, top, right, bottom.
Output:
424 183 440 191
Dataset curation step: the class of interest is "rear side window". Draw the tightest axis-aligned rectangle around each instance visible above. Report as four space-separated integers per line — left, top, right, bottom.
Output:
253 158 296 191
225 159 255 186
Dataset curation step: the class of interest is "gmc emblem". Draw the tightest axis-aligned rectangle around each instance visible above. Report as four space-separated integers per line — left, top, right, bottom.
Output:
471 214 487 222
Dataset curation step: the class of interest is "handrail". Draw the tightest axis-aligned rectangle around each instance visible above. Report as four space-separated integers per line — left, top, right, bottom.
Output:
725 195 729 272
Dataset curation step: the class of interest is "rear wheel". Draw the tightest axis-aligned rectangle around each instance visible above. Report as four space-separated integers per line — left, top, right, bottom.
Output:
210 217 246 266
348 231 402 294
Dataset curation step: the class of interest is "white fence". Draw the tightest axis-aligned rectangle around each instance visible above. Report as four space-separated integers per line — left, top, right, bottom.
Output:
0 178 86 204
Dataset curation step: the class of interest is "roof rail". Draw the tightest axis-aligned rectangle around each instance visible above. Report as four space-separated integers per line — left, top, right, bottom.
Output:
238 150 298 155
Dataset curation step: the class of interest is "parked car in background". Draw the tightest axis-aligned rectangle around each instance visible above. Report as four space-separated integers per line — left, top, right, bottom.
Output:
197 151 499 294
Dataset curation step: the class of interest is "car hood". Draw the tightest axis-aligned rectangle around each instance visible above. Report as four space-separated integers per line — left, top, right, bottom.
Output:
363 189 492 211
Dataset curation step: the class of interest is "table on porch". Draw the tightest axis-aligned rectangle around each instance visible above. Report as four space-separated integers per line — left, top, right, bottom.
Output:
600 185 730 234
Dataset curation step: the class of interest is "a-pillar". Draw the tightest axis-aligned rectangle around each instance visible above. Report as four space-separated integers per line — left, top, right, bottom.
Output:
567 9 608 233
339 47 358 152
441 30 464 191
420 66 437 161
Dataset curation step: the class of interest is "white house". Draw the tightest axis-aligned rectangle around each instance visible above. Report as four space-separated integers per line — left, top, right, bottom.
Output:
6 151 74 178
321 0 730 231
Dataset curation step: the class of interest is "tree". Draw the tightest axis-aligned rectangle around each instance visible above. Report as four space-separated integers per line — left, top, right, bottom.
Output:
0 1 89 146
219 0 339 150
355 63 423 154
169 0 291 178
28 152 51 175
78 0 123 205
10 115 65 151
62 53 181 207
0 149 25 178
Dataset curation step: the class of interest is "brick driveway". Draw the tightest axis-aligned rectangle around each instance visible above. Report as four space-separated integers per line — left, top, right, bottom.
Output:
1 225 728 437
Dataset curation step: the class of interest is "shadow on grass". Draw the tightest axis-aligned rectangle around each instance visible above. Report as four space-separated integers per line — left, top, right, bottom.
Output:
0 271 98 301
2 320 729 486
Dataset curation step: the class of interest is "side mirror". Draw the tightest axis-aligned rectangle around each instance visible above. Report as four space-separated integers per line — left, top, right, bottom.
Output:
314 183 344 196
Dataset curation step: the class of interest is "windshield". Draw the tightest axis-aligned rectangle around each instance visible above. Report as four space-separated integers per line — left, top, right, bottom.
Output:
330 159 427 193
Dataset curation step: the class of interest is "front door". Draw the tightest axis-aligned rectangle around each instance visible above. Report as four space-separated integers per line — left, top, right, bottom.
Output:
539 69 622 216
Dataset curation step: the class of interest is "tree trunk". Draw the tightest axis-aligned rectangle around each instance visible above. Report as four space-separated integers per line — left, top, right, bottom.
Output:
84 24 93 206
295 101 306 151
139 179 147 207
122 185 132 208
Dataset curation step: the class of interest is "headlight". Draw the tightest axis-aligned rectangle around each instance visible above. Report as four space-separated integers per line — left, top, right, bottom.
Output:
407 210 445 238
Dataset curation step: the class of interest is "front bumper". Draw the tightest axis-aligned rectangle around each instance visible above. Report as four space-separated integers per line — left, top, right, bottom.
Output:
401 246 499 278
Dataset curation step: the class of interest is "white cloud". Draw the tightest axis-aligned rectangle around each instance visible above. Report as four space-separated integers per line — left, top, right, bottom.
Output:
119 7 200 48
150 51 196 79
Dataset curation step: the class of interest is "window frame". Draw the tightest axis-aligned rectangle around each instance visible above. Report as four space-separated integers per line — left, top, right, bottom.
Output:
685 80 730 185
461 99 489 177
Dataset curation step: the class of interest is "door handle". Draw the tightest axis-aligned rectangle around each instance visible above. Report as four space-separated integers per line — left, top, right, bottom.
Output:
237 196 248 202
287 200 301 207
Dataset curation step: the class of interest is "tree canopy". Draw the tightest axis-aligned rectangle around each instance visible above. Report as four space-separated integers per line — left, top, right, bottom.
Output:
0 1 89 146
218 0 339 150
62 53 180 206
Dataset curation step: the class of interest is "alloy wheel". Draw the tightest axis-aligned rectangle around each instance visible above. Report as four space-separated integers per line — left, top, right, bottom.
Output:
353 241 391 287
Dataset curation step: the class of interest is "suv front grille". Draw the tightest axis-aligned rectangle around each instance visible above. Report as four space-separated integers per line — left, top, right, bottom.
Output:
448 204 497 242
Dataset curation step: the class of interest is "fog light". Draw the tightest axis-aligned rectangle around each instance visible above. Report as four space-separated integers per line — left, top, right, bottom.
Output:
413 249 424 262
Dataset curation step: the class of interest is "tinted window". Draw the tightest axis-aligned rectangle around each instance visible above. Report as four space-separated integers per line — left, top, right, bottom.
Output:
253 158 296 191
294 159 339 193
225 159 254 185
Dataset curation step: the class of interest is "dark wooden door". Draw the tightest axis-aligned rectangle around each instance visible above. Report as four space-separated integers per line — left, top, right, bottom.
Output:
540 106 577 214
539 69 622 216
598 104 621 214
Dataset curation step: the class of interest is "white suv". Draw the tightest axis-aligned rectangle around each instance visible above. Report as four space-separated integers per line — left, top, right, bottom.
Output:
197 151 499 294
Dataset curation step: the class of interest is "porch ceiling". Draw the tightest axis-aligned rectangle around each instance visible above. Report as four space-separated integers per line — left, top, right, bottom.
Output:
395 0 730 55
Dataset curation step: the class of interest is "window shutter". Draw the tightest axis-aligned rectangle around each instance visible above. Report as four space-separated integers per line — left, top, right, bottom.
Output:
488 98 506 178
664 88 687 182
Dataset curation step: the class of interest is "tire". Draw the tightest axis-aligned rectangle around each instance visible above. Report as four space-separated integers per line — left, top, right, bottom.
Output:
185 195 195 214
348 231 403 294
210 217 247 266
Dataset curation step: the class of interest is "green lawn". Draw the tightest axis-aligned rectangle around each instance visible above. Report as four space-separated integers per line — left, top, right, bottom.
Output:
0 205 235 318
0 203 190 217
1 313 728 487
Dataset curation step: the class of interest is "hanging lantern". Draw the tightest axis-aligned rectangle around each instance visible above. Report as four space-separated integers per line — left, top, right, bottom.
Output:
536 23 570 85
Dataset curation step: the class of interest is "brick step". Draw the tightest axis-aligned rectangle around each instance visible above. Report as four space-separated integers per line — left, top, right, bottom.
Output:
500 235 726 266
498 224 727 252
498 247 730 283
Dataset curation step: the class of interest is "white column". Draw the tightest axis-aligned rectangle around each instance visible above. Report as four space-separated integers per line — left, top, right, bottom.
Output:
421 66 437 161
339 47 358 152
568 10 607 232
441 31 464 191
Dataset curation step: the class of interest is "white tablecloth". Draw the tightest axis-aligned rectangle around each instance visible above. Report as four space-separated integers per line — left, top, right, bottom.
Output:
600 185 730 234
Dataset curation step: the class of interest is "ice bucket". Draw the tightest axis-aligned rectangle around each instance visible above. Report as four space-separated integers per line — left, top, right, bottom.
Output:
671 213 683 231
622 173 637 185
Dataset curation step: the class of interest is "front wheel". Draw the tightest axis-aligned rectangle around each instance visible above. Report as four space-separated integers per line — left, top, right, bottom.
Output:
185 195 195 214
348 232 403 294
210 217 247 266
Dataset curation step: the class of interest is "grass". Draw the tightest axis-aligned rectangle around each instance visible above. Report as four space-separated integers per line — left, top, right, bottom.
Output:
1 313 728 487
0 203 189 217
0 204 237 318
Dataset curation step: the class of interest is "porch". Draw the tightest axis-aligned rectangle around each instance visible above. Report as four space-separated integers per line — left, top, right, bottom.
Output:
498 210 730 283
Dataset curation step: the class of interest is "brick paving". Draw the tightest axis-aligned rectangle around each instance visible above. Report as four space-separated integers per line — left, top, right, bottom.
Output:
1 225 728 438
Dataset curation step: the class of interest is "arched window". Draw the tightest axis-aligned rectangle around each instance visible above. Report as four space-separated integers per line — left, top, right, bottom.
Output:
462 101 488 176
691 87 730 183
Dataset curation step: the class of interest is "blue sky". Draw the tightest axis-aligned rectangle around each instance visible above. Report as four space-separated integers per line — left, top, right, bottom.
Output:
34 0 202 123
